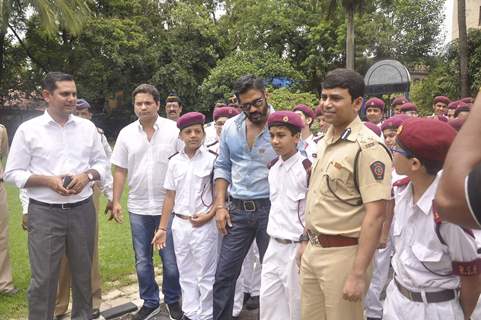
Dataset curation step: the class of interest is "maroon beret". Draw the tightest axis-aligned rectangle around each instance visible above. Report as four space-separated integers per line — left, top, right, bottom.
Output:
268 111 304 130
213 107 239 120
400 102 417 113
448 118 465 131
461 97 474 104
366 97 385 111
293 104 315 119
392 96 409 107
381 115 408 131
364 122 382 137
177 112 205 130
397 118 457 161
448 100 460 110
433 96 451 105
315 105 323 116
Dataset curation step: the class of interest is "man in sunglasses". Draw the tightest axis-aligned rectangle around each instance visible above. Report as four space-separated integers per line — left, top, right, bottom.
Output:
212 75 277 319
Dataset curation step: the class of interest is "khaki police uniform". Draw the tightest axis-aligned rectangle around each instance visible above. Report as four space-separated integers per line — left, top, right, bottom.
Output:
301 116 392 320
0 124 14 293
55 128 112 316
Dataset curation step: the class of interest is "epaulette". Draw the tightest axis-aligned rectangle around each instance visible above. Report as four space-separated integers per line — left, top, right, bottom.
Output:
302 158 312 186
168 152 179 160
393 177 410 188
313 135 324 144
267 157 279 169
208 149 218 157
97 127 104 134
0 124 5 128
205 122 213 128
357 134 378 150
207 140 218 148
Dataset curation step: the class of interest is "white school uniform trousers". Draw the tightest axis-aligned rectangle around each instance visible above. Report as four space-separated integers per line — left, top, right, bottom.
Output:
364 170 406 318
260 152 310 320
383 174 480 320
164 146 218 320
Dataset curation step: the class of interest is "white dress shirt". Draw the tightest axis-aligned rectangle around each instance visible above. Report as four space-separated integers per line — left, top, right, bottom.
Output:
4 111 107 204
111 116 181 215
164 146 216 216
267 152 309 241
391 174 479 291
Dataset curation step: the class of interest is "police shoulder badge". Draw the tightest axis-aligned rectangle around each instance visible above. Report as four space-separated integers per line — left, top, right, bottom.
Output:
370 161 385 181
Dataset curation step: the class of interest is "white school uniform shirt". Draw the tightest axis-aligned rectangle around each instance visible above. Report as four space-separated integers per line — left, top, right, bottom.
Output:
164 146 217 216
110 116 182 215
267 152 309 241
4 111 107 204
299 134 317 163
391 174 480 292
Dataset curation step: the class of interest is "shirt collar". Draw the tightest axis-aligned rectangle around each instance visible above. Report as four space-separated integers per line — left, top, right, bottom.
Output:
278 151 301 172
179 144 207 159
416 174 441 215
324 116 363 144
136 115 161 131
42 109 76 126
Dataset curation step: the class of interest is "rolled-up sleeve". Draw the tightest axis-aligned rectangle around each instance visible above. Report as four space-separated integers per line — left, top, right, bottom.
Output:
111 131 128 169
89 125 108 180
213 124 232 183
4 126 32 188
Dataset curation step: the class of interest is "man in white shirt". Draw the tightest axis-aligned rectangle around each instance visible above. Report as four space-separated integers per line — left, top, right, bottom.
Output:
4 72 108 320
111 84 183 320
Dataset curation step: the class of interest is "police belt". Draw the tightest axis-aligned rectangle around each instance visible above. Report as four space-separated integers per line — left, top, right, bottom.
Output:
229 197 270 212
394 278 456 303
307 230 358 248
29 197 91 210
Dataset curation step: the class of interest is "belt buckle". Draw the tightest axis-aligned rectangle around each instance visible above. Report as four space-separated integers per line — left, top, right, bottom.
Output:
242 200 256 212
61 203 70 210
406 289 414 301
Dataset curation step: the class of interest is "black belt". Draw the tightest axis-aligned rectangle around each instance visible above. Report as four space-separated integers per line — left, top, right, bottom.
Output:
230 197 270 212
394 278 457 303
272 237 300 244
174 213 191 220
29 197 91 210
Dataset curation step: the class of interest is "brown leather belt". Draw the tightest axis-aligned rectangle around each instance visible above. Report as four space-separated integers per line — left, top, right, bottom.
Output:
307 230 358 248
272 237 300 245
394 278 456 303
174 213 191 220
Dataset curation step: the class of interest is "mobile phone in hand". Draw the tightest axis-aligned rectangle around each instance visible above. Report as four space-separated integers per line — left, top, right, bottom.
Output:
62 176 73 189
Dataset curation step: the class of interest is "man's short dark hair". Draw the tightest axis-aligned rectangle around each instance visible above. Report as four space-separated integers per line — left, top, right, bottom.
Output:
42 72 74 92
234 75 265 99
132 84 160 104
322 68 365 100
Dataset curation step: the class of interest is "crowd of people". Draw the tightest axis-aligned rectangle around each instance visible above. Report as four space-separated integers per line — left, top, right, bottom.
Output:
0 68 481 320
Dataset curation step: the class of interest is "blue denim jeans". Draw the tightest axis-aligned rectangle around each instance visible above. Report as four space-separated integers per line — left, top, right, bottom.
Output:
129 213 181 308
213 200 270 320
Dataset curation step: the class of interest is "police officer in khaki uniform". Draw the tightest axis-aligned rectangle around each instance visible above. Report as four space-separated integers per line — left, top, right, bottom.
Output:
297 69 392 320
0 124 16 295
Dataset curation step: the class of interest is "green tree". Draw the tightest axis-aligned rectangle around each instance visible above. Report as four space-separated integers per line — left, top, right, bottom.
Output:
200 50 304 110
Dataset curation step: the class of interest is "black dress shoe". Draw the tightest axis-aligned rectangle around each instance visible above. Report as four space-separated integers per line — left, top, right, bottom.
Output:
91 308 100 319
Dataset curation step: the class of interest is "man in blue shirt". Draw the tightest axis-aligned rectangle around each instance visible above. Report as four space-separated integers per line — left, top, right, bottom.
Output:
212 75 277 319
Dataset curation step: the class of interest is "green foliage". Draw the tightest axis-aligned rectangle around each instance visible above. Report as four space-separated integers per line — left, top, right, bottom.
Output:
410 29 481 112
200 50 304 110
268 88 318 111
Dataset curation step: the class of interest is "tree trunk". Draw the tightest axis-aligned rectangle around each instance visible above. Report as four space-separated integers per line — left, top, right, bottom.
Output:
0 31 5 83
458 0 469 97
346 3 355 70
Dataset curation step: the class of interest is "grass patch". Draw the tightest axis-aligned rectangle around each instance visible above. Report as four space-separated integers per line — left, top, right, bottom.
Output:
0 183 159 318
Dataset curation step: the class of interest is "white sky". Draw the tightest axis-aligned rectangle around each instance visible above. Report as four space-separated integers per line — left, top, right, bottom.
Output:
444 0 454 43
